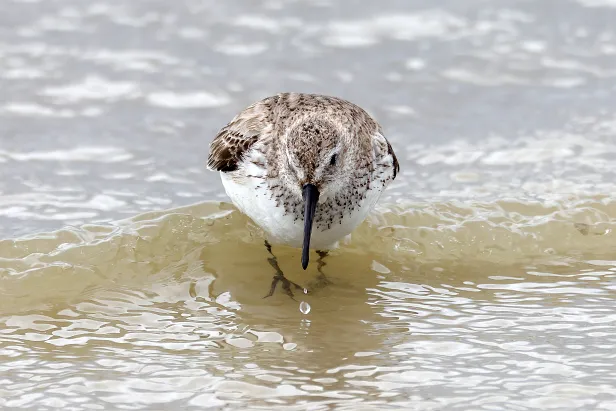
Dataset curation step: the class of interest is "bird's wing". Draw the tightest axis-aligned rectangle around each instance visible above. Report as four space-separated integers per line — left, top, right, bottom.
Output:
207 95 279 172
386 138 400 179
372 131 400 179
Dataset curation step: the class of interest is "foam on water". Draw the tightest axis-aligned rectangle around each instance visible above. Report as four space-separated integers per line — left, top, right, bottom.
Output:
146 91 231 108
322 12 467 47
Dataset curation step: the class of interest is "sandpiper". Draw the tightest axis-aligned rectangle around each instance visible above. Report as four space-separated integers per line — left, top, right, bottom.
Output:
207 92 399 297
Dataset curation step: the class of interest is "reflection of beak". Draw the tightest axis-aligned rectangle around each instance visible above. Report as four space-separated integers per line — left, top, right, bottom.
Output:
301 183 320 270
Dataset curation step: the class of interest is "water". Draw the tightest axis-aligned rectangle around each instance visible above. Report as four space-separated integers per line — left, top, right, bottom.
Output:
2 0 616 409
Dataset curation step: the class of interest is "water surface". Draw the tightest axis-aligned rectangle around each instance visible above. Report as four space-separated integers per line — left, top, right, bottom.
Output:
2 0 616 409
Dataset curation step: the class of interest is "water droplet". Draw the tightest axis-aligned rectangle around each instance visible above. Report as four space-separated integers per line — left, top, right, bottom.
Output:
283 342 297 351
299 301 311 315
302 288 308 294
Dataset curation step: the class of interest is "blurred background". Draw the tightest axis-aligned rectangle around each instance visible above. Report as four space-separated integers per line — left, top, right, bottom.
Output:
2 0 616 238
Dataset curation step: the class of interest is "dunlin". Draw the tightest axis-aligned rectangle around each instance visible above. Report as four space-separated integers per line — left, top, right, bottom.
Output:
207 93 399 297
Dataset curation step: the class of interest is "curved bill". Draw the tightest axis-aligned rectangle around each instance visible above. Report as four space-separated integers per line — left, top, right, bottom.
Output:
302 183 320 270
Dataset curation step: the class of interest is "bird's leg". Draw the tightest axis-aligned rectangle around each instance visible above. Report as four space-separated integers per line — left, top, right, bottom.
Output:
310 250 332 290
263 240 305 299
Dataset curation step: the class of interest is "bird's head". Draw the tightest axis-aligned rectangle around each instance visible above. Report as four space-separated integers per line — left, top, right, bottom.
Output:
280 117 364 269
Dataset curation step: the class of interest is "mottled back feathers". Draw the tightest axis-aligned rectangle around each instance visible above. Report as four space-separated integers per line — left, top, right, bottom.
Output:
207 95 279 172
207 93 399 179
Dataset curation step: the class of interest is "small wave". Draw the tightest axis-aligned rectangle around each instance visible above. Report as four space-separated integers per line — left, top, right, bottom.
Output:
0 198 614 315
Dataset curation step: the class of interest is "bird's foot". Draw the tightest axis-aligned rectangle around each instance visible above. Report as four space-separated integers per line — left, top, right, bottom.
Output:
307 250 332 291
263 256 307 299
308 272 332 291
263 271 307 300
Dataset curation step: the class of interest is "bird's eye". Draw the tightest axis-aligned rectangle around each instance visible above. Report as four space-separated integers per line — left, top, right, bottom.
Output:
329 154 337 166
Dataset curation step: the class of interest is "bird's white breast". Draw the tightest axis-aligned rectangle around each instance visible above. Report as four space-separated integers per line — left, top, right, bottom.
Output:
220 170 387 250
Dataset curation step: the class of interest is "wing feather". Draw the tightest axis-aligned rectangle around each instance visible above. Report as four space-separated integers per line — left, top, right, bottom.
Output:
207 95 279 172
386 138 400 179
372 131 400 180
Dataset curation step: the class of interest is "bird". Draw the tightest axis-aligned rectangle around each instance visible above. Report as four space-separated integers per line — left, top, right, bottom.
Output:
207 92 399 298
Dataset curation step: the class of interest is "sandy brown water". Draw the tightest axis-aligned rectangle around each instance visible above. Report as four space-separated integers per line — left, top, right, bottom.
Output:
3 0 616 409
2 199 616 409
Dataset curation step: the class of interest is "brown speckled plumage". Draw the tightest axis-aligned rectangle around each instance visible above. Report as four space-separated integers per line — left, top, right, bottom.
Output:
207 92 399 236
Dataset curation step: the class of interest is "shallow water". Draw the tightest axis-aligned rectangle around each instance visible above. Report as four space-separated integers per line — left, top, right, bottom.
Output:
2 200 616 409
2 0 616 409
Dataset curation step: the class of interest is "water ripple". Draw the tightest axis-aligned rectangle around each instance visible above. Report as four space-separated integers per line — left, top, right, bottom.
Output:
2 0 616 408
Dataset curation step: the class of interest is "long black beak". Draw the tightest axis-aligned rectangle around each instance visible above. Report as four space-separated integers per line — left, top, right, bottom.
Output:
302 183 320 270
